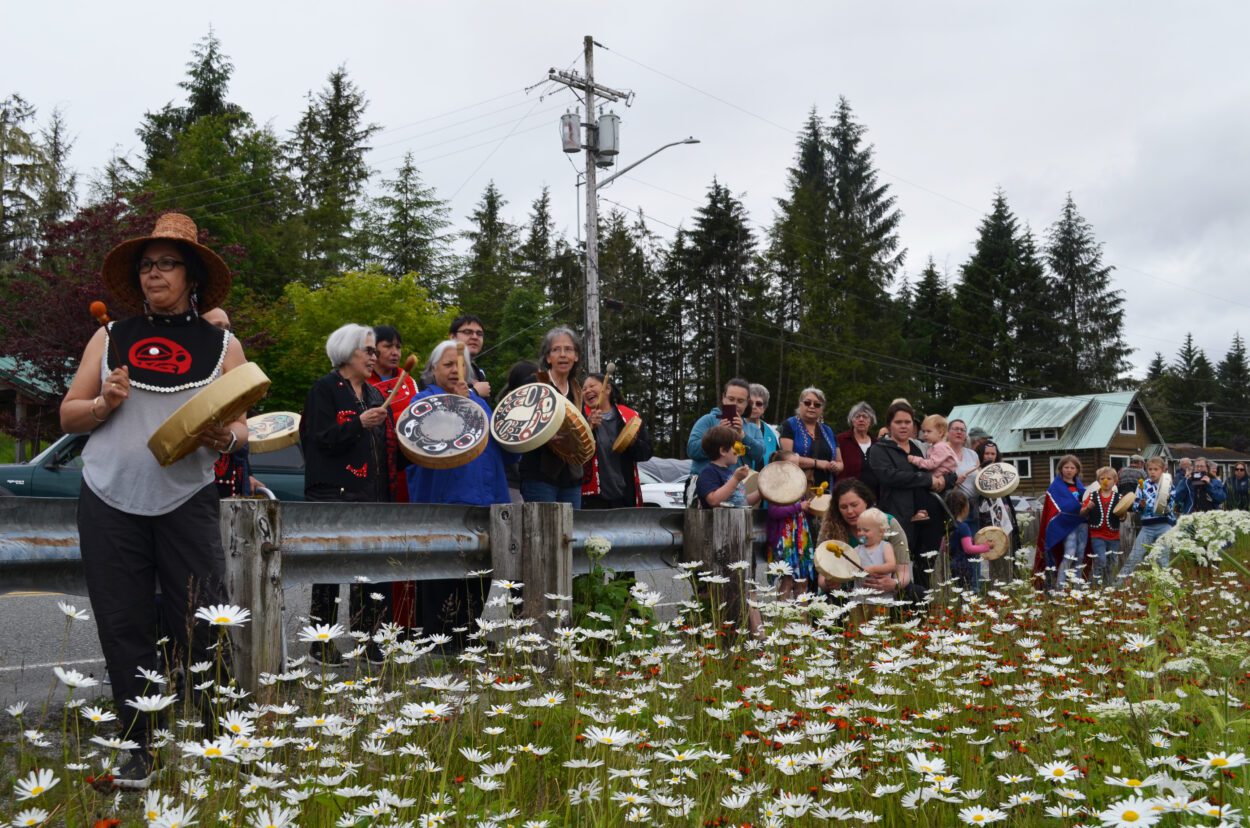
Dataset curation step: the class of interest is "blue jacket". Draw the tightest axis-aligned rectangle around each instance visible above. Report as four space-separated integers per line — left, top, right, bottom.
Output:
686 406 765 475
405 386 515 506
1172 472 1226 514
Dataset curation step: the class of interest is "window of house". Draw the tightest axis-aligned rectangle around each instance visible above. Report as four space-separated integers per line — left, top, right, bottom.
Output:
1120 413 1137 434
1003 457 1031 478
1109 454 1130 470
1025 428 1059 442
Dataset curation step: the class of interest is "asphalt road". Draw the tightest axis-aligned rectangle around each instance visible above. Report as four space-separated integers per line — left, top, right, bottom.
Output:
0 572 693 713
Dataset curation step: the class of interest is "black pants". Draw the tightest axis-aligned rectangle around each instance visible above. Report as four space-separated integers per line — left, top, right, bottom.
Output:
78 482 230 745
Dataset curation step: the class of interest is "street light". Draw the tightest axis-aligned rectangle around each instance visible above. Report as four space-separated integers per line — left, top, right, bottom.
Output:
581 136 699 373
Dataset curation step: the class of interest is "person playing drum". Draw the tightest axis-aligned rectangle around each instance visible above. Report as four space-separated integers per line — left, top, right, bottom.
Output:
301 324 401 666
974 440 1020 584
517 327 587 506
1081 465 1124 586
405 340 514 649
580 373 653 509
60 213 248 788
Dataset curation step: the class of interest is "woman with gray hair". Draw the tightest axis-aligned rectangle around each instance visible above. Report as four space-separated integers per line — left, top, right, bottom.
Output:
779 387 842 490
747 383 779 471
300 323 399 666
518 326 586 506
835 401 877 482
405 339 513 648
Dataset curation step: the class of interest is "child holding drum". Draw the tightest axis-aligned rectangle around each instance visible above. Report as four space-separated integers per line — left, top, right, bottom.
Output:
1081 465 1124 585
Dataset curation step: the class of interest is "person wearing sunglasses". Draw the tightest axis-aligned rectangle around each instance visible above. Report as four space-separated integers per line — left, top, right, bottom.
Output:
299 323 401 667
746 383 780 472
779 387 842 490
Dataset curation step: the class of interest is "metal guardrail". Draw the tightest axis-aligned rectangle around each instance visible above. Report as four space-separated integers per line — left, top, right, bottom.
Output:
0 498 768 595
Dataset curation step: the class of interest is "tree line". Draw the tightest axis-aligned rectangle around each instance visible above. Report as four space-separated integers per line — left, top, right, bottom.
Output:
1 31 1245 455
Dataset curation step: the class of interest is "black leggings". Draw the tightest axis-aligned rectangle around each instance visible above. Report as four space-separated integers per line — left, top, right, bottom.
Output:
78 482 230 744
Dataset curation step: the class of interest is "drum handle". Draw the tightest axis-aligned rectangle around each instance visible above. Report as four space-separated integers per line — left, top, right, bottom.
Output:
456 342 469 397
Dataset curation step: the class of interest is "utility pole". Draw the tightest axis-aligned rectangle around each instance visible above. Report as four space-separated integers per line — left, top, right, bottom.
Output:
1197 401 1214 447
549 36 630 374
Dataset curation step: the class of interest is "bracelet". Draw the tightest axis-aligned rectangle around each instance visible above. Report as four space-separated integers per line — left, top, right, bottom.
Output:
90 396 108 423
223 430 238 454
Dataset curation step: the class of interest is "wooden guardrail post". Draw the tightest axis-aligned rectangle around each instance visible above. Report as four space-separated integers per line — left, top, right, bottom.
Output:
518 502 572 645
220 498 283 697
682 507 751 631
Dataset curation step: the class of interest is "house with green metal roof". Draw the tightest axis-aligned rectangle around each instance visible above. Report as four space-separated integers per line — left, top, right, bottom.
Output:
0 356 61 462
948 391 1168 496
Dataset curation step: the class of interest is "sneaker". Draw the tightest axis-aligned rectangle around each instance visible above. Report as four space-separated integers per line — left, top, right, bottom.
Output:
308 641 343 667
113 750 155 790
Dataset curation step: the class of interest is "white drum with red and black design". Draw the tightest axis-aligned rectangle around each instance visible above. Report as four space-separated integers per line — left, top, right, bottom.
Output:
491 382 594 465
247 411 301 454
396 393 489 470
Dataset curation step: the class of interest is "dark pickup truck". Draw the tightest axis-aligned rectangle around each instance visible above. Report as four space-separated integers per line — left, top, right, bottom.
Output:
0 433 307 501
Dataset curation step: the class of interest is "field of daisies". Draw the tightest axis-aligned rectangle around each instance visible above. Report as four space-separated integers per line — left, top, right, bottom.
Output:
4 509 1250 827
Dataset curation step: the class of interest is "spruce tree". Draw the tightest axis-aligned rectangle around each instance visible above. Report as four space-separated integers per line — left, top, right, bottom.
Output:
1214 333 1250 447
951 190 1017 401
0 94 46 263
138 29 246 170
458 181 518 339
1169 333 1218 444
517 187 556 292
1011 226 1060 393
908 258 956 413
35 108 76 232
288 66 381 281
362 151 453 298
765 109 831 412
1045 194 1131 392
1139 351 1176 441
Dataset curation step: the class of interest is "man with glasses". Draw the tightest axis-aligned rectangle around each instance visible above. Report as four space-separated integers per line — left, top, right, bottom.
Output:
1229 463 1250 510
449 315 491 401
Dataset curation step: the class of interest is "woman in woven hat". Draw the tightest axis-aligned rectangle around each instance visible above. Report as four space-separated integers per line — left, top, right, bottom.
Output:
59 213 248 789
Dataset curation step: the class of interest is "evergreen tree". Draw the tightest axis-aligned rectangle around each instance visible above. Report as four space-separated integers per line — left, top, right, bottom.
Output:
765 109 830 414
1011 226 1059 392
138 29 247 170
287 65 381 281
0 94 46 263
361 151 453 298
35 108 76 232
951 190 1018 401
1139 351 1176 441
517 187 556 292
1214 333 1250 447
1045 193 1131 392
907 258 956 413
685 179 757 408
458 181 518 338
1168 333 1218 444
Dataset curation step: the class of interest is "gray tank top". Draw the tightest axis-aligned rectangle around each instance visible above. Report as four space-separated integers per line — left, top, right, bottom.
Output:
82 356 224 516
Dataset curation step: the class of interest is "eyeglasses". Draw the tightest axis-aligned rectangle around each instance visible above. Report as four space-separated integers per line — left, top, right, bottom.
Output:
753 400 766 408
456 328 485 338
138 257 185 274
362 346 378 357
1237 468 1247 472
801 400 823 408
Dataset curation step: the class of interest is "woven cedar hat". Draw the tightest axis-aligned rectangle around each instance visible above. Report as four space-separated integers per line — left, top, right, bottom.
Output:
101 213 232 315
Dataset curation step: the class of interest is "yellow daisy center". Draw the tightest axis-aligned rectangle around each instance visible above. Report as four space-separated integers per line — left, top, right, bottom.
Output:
214 616 231 623
30 785 44 795
972 816 985 823
316 633 329 640
1127 778 1142 786
1211 757 1229 768
205 747 222 757
1123 810 1140 821
1052 768 1065 776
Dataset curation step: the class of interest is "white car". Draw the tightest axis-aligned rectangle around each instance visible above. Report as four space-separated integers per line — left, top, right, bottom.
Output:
637 458 691 508
638 467 687 508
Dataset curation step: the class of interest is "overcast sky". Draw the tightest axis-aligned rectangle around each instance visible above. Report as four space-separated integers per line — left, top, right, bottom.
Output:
6 1 1249 380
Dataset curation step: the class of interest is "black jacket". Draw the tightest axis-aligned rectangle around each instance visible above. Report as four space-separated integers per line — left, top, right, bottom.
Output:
300 371 394 502
862 437 935 527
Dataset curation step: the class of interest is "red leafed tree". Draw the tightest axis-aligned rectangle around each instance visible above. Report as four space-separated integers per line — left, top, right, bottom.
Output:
0 197 160 435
